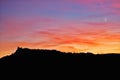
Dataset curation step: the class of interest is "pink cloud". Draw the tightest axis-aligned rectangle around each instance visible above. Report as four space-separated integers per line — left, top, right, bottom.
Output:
32 29 100 46
31 20 120 48
112 3 120 9
67 0 106 5
63 0 120 16
0 16 54 41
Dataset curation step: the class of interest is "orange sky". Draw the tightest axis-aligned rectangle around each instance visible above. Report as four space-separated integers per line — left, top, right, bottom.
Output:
0 0 120 58
0 22 120 58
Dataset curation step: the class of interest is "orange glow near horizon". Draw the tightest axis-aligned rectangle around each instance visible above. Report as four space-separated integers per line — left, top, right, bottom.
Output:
0 0 120 58
0 27 120 58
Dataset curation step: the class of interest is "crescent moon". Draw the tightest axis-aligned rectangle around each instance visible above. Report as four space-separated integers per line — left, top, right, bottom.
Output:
104 18 107 22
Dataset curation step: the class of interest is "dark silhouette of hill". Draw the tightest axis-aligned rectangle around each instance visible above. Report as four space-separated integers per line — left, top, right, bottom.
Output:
1 47 120 78
0 47 120 66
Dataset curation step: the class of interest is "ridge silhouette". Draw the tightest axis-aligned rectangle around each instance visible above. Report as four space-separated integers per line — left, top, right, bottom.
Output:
0 47 120 66
1 47 120 77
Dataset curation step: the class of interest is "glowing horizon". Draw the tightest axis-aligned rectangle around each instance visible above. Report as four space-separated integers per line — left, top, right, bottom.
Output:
0 0 120 58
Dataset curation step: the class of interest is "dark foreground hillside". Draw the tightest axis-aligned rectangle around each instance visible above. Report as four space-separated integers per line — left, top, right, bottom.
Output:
1 47 120 78
1 47 120 66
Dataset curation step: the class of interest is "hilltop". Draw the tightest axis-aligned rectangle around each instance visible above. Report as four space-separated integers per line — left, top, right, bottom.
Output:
1 47 120 77
0 47 120 66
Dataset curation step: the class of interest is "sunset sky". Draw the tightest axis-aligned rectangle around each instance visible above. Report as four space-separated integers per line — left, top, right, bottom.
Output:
0 0 120 58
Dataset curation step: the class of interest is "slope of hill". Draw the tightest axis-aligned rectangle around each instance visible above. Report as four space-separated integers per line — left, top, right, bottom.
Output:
1 47 120 78
0 47 120 66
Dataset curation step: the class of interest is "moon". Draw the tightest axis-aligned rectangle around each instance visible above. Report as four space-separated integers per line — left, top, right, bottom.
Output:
104 18 107 22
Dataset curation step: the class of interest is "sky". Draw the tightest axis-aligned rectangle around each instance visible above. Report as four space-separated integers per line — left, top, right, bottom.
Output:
0 0 120 58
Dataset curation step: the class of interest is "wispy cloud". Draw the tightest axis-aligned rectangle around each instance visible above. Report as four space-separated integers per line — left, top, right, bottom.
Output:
0 0 120 58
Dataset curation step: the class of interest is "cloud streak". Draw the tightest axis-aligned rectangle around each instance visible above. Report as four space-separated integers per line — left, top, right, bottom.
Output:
0 0 120 58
